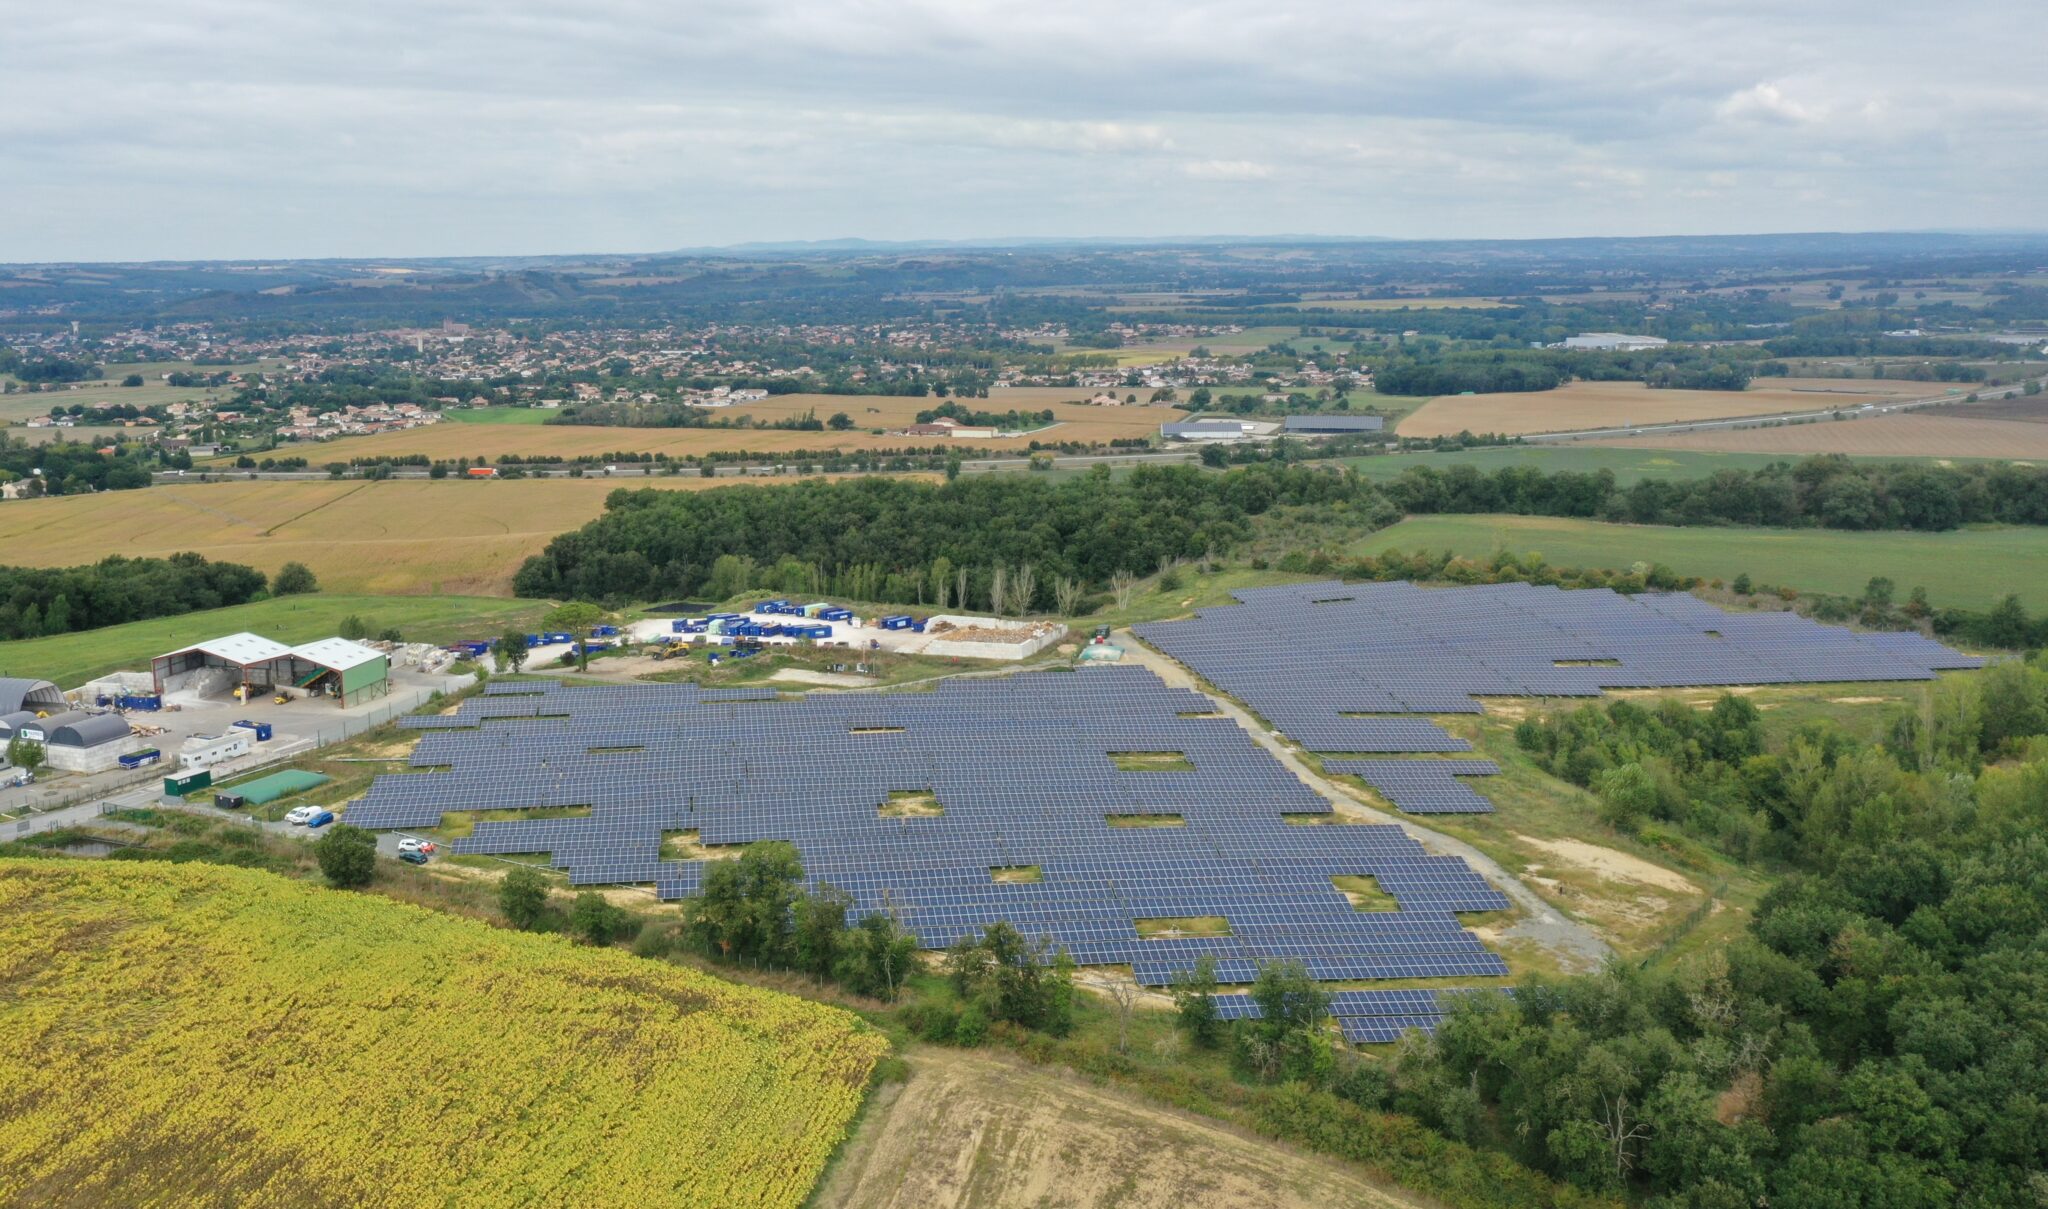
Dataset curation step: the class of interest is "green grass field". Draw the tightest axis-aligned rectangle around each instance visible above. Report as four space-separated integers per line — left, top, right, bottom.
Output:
1342 445 2002 485
1357 515 2048 610
441 407 554 425
0 594 549 688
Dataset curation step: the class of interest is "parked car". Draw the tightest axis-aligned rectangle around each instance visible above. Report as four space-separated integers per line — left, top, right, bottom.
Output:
397 838 437 854
284 805 318 825
303 810 335 829
398 849 430 865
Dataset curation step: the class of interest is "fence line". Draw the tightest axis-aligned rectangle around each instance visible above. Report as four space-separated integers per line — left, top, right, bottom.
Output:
5 680 467 834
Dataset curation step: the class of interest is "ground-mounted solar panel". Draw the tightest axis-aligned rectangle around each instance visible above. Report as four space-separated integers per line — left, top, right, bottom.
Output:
1323 759 1501 814
343 662 1512 991
1134 581 1978 756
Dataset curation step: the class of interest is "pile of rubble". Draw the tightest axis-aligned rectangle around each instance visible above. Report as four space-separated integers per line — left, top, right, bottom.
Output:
925 619 1063 644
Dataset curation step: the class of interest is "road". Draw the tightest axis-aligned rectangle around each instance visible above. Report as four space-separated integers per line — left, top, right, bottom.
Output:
12 785 427 860
1114 632 1613 973
153 449 1197 485
1520 374 2047 444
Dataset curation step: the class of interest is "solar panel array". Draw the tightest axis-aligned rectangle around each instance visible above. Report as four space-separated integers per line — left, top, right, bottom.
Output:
1210 987 1513 1043
1135 580 1980 762
1323 759 1502 814
351 666 1510 986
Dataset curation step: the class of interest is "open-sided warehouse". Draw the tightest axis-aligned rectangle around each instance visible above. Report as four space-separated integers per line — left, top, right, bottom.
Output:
151 633 389 708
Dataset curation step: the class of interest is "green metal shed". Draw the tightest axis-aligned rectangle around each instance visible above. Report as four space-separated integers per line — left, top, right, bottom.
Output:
287 638 391 707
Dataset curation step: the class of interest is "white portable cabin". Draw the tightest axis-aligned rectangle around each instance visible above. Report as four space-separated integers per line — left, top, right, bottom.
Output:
179 731 253 771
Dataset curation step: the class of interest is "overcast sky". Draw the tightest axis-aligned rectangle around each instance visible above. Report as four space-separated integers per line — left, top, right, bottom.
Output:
3 1 2041 261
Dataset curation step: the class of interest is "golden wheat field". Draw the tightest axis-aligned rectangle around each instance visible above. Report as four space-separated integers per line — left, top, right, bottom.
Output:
246 390 1181 465
0 476 903 595
1396 377 1939 439
0 859 888 1209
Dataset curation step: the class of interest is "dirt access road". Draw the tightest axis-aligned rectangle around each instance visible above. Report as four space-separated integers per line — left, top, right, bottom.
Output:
1115 632 1613 973
814 1046 1425 1209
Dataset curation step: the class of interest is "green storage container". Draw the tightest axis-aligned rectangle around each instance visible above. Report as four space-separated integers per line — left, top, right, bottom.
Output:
163 769 212 797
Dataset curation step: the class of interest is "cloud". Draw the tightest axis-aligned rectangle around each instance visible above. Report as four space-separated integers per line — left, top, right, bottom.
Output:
1716 83 1820 126
0 0 2042 258
1181 159 1273 181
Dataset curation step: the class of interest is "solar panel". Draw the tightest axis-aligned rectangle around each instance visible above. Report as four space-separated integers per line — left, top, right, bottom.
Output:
1134 581 1978 755
346 665 1513 993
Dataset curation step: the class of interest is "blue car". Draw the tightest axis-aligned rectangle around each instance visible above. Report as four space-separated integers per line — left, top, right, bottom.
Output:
304 810 335 829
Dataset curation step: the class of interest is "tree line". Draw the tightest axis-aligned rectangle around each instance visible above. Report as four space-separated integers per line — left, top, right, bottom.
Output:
0 437 159 496
1375 345 1764 397
1382 455 2048 530
0 553 293 642
513 463 1377 606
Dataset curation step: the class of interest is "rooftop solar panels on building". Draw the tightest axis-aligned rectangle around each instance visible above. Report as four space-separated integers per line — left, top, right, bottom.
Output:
347 664 1511 987
1133 581 1979 754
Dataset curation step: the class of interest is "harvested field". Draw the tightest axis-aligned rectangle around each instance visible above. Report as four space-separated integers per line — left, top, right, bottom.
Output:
0 475 898 595
1591 413 2048 459
1927 394 2048 424
1397 377 1935 438
814 1045 1426 1209
228 389 1181 463
1287 296 1508 310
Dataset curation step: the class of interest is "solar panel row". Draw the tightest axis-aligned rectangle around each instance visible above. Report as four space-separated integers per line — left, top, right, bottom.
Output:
355 664 1513 990
1133 581 1979 758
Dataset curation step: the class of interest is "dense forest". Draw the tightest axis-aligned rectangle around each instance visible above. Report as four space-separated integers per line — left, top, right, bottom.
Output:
1350 663 2048 1207
515 457 2048 613
512 464 1389 606
0 554 270 641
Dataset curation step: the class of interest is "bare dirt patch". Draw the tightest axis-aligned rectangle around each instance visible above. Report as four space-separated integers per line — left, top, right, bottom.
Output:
770 668 880 688
1590 413 2048 459
1516 835 1699 894
1397 377 1928 439
814 1046 1427 1209
1827 695 1896 705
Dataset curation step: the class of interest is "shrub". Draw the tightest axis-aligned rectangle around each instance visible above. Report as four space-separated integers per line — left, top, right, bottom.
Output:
313 824 377 889
498 866 550 929
570 891 629 946
270 561 319 596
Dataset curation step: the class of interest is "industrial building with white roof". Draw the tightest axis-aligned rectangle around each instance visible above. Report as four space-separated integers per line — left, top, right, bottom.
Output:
151 632 391 707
